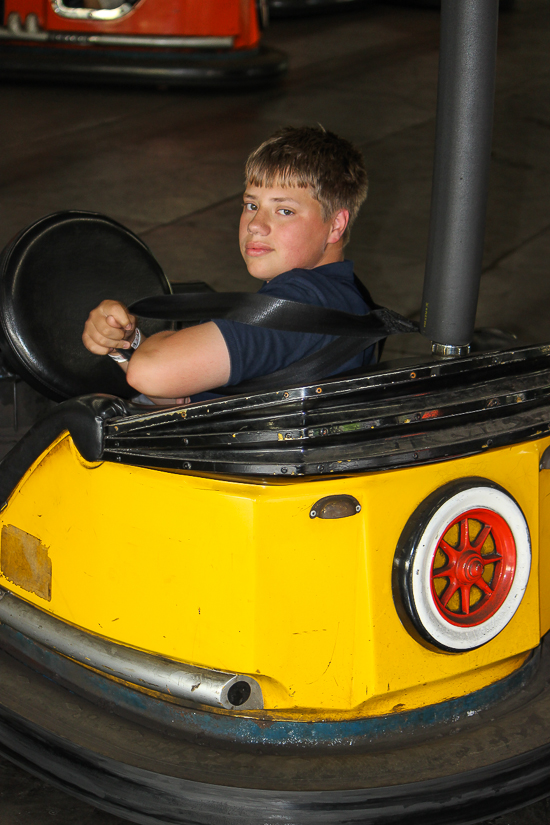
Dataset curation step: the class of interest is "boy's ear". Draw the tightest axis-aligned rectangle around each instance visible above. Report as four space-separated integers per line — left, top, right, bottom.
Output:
328 209 350 244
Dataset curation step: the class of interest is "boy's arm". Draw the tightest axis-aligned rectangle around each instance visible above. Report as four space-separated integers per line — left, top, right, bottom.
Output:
83 300 231 397
127 323 230 397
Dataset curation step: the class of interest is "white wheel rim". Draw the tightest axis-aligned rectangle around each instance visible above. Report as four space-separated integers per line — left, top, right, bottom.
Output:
409 485 531 651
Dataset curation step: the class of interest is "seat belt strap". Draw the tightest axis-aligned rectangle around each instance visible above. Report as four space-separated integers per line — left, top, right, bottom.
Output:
129 290 418 394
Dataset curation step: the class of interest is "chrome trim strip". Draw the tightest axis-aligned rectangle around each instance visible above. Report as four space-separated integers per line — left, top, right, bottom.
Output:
0 588 263 711
85 34 234 48
0 12 234 49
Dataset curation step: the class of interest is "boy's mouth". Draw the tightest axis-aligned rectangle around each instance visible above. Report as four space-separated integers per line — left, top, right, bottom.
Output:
245 243 273 256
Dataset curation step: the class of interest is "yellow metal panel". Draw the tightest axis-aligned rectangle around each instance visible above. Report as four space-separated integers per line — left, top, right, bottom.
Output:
252 493 366 709
538 435 550 636
0 433 542 717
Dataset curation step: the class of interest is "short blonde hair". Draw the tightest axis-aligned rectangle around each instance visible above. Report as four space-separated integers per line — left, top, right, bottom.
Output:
245 125 368 244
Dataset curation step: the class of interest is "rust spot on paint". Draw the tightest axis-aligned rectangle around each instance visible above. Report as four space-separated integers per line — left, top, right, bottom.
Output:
1 525 52 601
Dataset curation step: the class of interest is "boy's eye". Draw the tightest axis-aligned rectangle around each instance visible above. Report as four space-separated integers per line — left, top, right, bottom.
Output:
278 208 294 216
243 202 257 211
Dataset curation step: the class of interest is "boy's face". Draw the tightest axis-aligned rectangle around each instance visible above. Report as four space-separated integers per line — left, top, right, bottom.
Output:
240 184 347 281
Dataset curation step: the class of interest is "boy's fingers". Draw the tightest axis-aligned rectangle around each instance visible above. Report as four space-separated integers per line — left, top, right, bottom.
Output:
105 313 136 332
99 329 131 349
82 331 111 356
105 312 136 341
90 320 128 344
103 304 134 330
83 325 131 353
83 301 137 356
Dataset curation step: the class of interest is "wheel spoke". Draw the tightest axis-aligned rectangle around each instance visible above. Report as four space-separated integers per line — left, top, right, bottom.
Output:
440 579 460 608
458 518 470 552
480 553 501 566
460 584 471 615
439 539 460 562
472 523 492 549
476 578 494 596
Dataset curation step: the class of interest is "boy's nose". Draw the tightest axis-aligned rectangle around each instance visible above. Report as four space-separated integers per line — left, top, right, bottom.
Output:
247 210 269 235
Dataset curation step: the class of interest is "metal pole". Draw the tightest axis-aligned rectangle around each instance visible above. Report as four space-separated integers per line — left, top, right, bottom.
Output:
420 0 499 356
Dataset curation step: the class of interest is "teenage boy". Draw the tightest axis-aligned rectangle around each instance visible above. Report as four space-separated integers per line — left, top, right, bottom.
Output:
82 125 373 403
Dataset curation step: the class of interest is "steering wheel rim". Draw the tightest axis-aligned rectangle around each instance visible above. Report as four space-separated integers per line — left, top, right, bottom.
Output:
0 211 172 401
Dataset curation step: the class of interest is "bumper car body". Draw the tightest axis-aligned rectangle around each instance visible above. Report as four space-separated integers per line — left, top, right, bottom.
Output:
0 385 544 718
1 282 550 822
0 0 287 86
0 2 549 821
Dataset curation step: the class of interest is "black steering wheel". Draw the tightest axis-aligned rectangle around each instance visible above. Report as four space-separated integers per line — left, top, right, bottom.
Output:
0 211 172 401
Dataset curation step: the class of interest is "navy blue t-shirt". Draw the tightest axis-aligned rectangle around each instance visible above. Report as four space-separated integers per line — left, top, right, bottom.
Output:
213 259 375 389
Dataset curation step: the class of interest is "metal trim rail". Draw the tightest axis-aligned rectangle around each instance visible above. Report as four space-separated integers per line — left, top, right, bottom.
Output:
0 588 263 711
0 12 234 49
103 343 550 477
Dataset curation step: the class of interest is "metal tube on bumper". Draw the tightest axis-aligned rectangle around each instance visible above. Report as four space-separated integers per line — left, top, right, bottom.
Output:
421 0 499 353
0 588 263 711
0 17 235 48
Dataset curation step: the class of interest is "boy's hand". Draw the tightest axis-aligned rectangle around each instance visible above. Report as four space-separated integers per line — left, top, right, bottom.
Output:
82 300 136 355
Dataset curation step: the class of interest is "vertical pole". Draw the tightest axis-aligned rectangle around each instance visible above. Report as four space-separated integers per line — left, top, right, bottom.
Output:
420 0 499 356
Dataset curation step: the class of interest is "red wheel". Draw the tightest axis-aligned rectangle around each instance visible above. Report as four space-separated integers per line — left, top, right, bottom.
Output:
396 481 531 651
430 508 516 627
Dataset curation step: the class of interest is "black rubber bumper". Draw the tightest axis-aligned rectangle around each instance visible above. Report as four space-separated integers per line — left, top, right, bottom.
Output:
0 42 288 87
2 639 550 824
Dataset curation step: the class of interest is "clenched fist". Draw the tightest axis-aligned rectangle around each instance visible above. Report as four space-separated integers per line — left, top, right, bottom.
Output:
82 300 137 355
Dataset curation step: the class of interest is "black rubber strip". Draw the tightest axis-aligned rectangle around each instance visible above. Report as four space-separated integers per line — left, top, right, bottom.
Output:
1 696 550 825
130 292 417 339
0 395 125 505
2 633 550 823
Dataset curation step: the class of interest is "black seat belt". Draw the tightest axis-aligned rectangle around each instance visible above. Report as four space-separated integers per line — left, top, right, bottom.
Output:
130 291 418 394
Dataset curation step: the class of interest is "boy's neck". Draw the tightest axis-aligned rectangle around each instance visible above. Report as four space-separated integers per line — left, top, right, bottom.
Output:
268 250 347 283
314 241 345 268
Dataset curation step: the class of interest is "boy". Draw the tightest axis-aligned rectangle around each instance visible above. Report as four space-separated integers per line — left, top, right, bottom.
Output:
82 125 372 402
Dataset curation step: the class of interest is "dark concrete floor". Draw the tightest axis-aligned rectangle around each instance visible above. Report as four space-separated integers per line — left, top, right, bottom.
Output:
1 0 550 822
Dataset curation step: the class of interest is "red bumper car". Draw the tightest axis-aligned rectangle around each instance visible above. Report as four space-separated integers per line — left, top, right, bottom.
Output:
0 0 287 86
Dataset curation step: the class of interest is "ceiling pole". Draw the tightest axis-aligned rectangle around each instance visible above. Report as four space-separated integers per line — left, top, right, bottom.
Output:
420 0 499 357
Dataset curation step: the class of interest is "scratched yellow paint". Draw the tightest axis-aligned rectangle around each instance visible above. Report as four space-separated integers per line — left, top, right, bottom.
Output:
0 431 544 718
